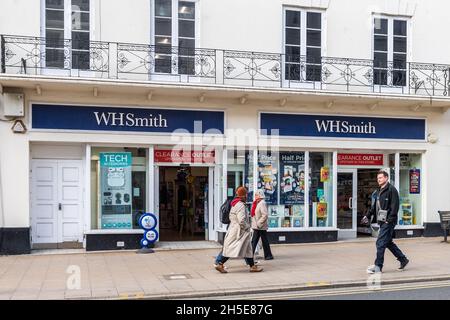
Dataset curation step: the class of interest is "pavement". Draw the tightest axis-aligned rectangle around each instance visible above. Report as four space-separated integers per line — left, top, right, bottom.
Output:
0 237 449 300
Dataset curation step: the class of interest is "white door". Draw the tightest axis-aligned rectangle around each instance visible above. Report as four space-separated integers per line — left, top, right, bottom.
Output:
337 169 357 239
31 161 58 244
31 160 83 247
58 161 83 243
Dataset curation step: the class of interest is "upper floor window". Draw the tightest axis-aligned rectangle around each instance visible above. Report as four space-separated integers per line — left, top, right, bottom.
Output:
373 17 408 87
44 0 91 70
284 9 322 82
153 0 196 75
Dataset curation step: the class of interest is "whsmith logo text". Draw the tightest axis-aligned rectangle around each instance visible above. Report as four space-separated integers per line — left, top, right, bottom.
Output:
93 112 168 128
315 120 376 134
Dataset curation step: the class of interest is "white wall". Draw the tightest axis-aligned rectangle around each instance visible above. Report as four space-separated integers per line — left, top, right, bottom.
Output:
0 0 449 64
0 0 40 37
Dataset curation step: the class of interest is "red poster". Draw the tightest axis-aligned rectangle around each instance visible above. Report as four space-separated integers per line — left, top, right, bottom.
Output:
154 150 215 164
409 169 420 194
338 153 384 166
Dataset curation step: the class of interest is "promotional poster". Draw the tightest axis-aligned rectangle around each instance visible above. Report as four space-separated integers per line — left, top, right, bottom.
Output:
279 152 305 205
257 153 278 205
100 152 133 229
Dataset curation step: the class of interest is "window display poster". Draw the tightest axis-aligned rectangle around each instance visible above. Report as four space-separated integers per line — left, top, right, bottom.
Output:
257 153 278 204
320 166 330 182
409 169 420 194
280 152 305 205
100 152 133 229
316 202 327 218
244 151 254 202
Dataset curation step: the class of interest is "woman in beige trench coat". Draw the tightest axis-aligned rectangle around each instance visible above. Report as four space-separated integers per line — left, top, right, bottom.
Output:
215 186 263 273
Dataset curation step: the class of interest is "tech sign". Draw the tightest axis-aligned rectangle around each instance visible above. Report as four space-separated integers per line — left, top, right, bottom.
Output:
338 153 384 166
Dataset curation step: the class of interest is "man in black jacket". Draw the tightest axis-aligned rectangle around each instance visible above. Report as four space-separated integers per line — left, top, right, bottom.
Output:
361 170 409 273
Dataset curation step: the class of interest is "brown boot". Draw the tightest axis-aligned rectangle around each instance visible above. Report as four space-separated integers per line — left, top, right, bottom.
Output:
249 265 263 272
215 263 228 273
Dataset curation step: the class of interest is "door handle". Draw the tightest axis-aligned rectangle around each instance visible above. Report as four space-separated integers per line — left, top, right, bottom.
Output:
58 203 62 211
348 197 353 209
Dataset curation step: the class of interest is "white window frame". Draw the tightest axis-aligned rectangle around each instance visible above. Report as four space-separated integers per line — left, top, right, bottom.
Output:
372 15 411 93
40 0 94 75
150 0 199 81
282 7 326 89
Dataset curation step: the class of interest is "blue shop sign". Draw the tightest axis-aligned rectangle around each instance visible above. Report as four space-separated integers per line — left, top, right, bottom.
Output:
260 113 426 140
31 104 224 134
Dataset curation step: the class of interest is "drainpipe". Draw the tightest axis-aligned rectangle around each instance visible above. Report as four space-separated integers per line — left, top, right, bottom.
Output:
1 35 5 74
0 153 5 253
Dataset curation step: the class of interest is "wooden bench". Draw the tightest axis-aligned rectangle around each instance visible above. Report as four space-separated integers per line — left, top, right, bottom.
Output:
438 211 450 243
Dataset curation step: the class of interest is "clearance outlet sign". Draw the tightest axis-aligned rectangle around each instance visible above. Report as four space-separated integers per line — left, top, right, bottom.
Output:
337 153 384 166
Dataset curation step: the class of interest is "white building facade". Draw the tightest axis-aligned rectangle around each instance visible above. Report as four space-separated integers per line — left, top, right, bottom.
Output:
0 0 449 254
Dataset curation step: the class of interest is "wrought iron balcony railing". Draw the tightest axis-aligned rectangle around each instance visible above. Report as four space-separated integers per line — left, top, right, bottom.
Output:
1 35 450 97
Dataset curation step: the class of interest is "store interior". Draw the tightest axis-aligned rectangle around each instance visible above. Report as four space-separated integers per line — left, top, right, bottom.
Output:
356 169 380 236
158 166 208 241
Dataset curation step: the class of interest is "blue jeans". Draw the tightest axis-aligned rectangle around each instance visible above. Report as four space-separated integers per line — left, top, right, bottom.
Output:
375 222 407 269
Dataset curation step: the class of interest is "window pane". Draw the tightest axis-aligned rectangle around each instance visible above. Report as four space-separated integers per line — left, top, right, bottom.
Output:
307 30 321 47
307 12 321 29
374 69 387 85
46 29 65 48
392 70 406 86
155 38 172 54
46 48 65 68
285 63 300 81
374 18 387 34
155 56 172 73
179 1 195 19
72 50 90 70
306 64 321 81
374 35 387 51
179 38 195 55
179 20 195 38
72 0 89 11
399 154 422 226
394 20 407 36
155 18 172 36
374 52 387 68
393 53 406 69
46 9 64 29
155 36 171 45
285 46 300 63
46 0 64 10
155 0 172 17
72 31 90 50
178 56 195 75
286 10 300 28
91 148 148 230
306 47 321 63
309 152 333 227
72 12 90 31
285 28 300 45
394 36 407 53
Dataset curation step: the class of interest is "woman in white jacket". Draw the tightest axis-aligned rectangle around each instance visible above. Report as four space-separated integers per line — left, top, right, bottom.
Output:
250 189 274 260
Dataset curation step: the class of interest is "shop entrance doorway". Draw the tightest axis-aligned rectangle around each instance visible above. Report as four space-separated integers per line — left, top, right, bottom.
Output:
337 168 380 239
158 166 209 241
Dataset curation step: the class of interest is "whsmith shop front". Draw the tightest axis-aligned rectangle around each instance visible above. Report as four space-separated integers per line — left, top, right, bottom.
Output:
1 99 445 254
